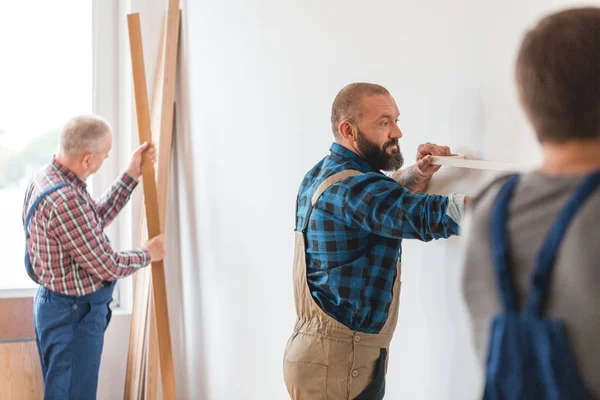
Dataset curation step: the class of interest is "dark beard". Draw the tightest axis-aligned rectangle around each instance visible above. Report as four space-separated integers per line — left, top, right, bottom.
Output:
356 129 404 172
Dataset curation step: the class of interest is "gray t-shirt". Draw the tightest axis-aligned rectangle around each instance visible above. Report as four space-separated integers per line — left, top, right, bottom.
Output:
462 170 600 396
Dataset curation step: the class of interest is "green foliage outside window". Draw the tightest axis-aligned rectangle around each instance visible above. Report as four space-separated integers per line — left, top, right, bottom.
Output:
0 129 59 189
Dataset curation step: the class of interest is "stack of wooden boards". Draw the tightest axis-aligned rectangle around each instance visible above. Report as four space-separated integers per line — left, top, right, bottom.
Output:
124 1 181 399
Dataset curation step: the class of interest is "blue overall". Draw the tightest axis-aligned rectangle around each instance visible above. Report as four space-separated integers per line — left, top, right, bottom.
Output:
484 172 598 399
26 184 115 400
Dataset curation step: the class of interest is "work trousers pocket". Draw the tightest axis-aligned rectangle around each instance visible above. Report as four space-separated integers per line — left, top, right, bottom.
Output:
283 332 329 399
284 360 328 400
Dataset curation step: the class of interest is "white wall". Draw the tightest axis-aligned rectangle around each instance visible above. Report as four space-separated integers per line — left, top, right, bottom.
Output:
97 1 600 399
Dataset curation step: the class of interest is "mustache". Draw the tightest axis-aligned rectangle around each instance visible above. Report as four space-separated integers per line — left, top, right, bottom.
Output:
384 139 399 149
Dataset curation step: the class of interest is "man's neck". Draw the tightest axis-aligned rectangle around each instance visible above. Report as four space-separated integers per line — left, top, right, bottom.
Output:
55 154 88 181
337 140 363 158
539 139 600 175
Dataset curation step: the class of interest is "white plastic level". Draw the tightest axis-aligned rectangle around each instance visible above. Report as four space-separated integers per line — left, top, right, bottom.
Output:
430 155 522 172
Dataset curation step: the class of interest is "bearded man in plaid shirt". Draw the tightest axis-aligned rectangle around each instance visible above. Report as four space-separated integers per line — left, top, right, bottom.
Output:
284 83 469 399
23 115 166 400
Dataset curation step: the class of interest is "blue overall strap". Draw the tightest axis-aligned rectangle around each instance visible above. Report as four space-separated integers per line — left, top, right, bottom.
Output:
526 170 600 316
489 174 521 313
24 183 68 283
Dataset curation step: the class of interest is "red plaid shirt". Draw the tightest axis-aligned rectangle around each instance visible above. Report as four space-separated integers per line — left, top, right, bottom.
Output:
22 158 151 296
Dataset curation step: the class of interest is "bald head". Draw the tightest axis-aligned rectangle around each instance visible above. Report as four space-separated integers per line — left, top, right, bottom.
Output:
59 115 112 157
330 83 390 140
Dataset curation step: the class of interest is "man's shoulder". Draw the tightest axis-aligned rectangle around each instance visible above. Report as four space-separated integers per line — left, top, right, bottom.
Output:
303 153 384 185
29 166 82 209
471 173 516 210
299 159 384 199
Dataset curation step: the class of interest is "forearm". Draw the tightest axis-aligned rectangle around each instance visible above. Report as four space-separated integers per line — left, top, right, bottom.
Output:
391 165 431 193
74 244 150 281
93 248 151 281
95 172 138 226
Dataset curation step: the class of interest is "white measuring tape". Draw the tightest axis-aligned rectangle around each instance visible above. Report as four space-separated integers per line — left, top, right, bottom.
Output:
430 155 523 172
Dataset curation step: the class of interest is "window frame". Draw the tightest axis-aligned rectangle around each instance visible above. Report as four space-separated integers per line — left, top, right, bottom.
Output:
0 1 136 314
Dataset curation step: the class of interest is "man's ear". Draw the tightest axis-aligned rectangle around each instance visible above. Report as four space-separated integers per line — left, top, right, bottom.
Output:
338 120 357 141
81 153 93 170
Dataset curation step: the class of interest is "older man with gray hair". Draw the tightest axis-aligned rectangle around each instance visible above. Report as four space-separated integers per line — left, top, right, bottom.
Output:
23 115 165 399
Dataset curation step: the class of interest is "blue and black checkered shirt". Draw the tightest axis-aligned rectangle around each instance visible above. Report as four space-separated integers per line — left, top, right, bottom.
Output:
296 143 461 333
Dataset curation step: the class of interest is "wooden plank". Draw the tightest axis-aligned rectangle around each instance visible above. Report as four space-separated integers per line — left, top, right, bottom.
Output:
145 3 181 398
124 211 152 400
144 109 177 398
139 16 168 399
125 9 171 398
144 291 160 399
155 1 181 224
127 13 177 400
0 298 34 340
126 4 181 398
0 341 43 400
124 27 166 400
430 155 523 172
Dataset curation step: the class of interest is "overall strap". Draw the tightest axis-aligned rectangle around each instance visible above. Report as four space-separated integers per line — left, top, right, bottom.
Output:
525 170 600 315
24 183 68 283
25 184 68 234
489 174 521 313
301 170 361 233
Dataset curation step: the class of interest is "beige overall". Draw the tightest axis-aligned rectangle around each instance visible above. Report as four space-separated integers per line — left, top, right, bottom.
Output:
284 170 402 400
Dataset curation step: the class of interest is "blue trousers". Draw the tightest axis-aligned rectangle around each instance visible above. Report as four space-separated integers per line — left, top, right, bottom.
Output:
33 282 115 400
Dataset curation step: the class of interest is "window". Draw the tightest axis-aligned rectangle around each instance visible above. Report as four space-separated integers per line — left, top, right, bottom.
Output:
0 1 135 310
0 1 93 290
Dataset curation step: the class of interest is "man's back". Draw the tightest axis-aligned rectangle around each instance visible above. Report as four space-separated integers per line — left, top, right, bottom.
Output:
462 171 600 396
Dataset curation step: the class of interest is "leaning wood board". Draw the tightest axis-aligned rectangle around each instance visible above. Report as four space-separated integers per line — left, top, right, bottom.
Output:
125 10 169 399
124 209 153 400
127 13 177 400
145 3 182 398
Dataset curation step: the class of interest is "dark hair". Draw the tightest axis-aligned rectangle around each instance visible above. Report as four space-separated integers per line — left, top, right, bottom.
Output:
330 83 390 139
516 7 600 143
